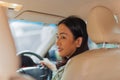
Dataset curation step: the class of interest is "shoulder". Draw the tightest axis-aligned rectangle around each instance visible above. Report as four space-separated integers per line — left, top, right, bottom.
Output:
52 66 65 80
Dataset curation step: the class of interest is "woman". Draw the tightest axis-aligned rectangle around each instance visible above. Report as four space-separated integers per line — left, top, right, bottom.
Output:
41 16 89 80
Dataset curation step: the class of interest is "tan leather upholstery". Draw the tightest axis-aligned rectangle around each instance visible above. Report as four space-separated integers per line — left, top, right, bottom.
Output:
87 6 120 43
10 74 35 80
61 6 120 80
62 48 120 80
0 6 19 80
0 6 34 80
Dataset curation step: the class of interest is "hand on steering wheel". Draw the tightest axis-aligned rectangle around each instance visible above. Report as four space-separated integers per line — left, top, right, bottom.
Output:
17 51 52 80
40 58 57 71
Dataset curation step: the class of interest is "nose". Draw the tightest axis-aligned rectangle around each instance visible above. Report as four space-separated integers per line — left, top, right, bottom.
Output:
56 38 61 47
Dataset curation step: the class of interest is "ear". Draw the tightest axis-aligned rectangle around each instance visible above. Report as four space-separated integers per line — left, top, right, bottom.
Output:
75 37 82 47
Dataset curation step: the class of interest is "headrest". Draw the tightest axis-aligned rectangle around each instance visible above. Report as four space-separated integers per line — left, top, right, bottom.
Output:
87 6 120 44
0 6 19 79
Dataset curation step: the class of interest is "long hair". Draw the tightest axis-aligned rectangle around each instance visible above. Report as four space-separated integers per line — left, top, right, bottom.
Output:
56 16 89 69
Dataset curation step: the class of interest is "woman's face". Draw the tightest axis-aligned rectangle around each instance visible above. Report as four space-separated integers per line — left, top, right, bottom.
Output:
56 24 81 57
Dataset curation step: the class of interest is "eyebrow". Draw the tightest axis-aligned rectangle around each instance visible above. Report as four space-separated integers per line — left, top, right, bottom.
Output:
56 32 68 35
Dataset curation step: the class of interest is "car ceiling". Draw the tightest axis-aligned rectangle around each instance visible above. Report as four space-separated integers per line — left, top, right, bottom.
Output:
3 0 120 24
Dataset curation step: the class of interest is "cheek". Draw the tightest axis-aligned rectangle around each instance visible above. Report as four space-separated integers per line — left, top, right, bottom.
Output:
64 41 76 49
58 42 70 57
63 41 72 51
59 42 76 57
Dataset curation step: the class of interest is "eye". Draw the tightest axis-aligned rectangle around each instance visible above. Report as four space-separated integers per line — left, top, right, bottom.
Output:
56 35 59 39
61 36 66 39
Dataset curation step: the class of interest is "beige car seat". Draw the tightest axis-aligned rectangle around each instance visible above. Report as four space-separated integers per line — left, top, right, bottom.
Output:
0 6 34 80
61 6 120 80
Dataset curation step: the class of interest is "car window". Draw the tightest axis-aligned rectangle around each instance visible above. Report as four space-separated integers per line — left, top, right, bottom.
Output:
9 19 57 57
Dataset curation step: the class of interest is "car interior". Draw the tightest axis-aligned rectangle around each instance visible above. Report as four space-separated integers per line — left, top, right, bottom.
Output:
0 6 35 80
0 0 120 80
61 6 120 80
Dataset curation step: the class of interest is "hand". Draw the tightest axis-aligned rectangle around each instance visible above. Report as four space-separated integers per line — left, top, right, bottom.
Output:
40 58 57 71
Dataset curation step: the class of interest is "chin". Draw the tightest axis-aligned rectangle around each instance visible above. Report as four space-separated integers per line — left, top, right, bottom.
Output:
58 52 65 57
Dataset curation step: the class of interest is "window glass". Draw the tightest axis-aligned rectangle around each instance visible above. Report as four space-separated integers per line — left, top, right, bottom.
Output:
9 19 57 57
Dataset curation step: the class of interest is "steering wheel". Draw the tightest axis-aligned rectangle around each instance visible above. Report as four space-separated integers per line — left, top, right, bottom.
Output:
17 51 52 80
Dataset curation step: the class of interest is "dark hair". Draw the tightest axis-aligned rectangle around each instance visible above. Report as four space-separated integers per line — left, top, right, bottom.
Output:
56 16 89 69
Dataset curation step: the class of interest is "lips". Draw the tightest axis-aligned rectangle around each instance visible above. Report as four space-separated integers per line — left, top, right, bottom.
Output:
58 47 63 52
